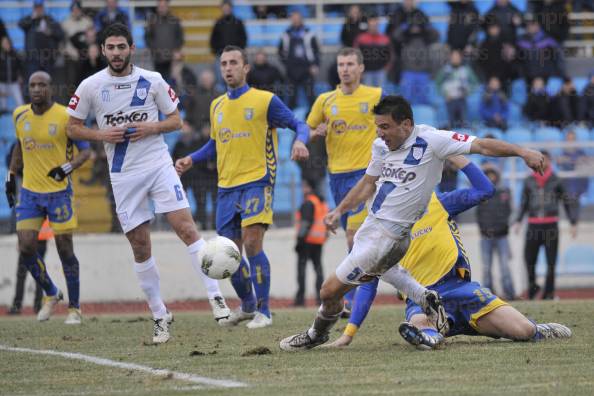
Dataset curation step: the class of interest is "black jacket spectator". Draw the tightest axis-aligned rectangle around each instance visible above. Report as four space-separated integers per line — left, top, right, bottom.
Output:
477 185 512 238
523 77 550 123
19 8 64 76
482 0 523 43
447 0 480 51
581 75 594 126
551 79 580 127
340 5 368 47
94 2 130 40
0 39 22 83
0 18 7 41
248 52 284 95
145 2 184 80
184 69 222 130
477 23 518 88
209 4 247 56
529 0 569 44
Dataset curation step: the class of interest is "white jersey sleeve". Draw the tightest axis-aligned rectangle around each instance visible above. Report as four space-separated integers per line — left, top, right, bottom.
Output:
153 76 179 115
67 77 94 120
426 129 476 160
366 138 387 177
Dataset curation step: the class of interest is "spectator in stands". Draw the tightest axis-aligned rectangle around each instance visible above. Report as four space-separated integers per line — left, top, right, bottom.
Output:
477 165 516 300
476 21 517 90
94 0 130 41
0 18 7 41
557 130 589 214
550 78 580 127
297 136 327 200
78 27 106 81
385 0 435 84
278 11 320 109
169 50 198 114
515 150 578 300
0 36 23 114
294 178 328 307
516 15 564 84
446 0 480 53
481 76 509 130
61 1 93 97
173 122 217 229
354 14 392 88
341 5 368 47
482 0 523 43
253 5 287 19
529 0 570 44
523 77 551 124
572 0 594 12
18 0 64 81
184 68 221 131
210 0 247 56
248 50 284 96
581 70 594 126
435 49 479 128
145 0 184 82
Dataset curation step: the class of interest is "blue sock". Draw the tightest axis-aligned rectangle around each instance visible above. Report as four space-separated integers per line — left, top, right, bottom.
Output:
344 288 356 309
349 278 379 327
21 253 58 297
248 252 270 317
231 258 256 312
61 255 80 309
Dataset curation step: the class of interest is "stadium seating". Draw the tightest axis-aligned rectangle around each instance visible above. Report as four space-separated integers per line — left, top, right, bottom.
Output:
533 126 563 143
412 105 437 126
560 245 594 275
573 76 589 94
570 126 591 142
546 77 564 96
510 79 527 106
505 127 533 143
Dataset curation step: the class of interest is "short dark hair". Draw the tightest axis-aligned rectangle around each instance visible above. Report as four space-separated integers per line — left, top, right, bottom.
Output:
373 95 414 124
337 47 364 65
101 23 133 46
222 45 248 65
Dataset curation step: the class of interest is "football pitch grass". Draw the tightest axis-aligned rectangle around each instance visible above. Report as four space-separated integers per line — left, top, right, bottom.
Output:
1 300 593 396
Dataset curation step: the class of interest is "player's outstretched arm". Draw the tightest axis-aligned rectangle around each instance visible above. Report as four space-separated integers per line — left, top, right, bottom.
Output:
325 174 378 233
470 138 545 174
126 109 183 142
67 116 126 143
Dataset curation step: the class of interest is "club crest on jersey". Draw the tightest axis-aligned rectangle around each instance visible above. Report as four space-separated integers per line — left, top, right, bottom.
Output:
404 137 428 165
101 89 110 103
48 124 57 136
217 112 223 124
331 105 338 116
244 108 254 120
412 146 423 160
130 76 151 107
359 102 368 113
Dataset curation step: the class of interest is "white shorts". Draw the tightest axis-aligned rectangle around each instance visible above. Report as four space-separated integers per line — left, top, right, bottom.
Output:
335 216 412 285
111 164 190 233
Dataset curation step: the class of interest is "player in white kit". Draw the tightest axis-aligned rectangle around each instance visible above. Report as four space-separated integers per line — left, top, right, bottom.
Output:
280 95 545 351
65 23 230 344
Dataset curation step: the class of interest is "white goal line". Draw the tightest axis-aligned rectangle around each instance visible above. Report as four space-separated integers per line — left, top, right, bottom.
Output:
0 344 247 389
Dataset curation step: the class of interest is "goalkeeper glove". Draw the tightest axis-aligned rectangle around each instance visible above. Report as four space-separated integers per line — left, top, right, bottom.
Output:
5 172 16 208
47 162 73 182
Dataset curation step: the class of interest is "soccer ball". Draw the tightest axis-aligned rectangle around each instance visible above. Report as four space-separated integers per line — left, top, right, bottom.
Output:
199 236 241 279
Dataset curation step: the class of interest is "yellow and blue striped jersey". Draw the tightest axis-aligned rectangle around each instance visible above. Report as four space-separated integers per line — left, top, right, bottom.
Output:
14 103 73 193
307 85 381 174
210 88 277 189
400 193 471 286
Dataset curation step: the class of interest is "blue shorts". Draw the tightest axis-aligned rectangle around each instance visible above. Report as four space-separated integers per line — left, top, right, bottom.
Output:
405 274 508 337
329 169 367 230
216 183 274 240
16 187 77 233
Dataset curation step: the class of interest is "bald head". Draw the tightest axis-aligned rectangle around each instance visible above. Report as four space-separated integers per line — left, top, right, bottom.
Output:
29 71 53 106
29 71 52 85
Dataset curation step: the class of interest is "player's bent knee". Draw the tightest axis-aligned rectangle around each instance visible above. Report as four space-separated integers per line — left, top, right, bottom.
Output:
511 320 537 341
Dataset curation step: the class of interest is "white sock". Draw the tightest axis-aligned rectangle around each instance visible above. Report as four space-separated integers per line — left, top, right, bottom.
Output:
381 265 426 305
134 257 167 319
188 239 222 299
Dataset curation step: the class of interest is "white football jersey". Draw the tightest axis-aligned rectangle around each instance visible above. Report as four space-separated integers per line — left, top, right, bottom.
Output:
67 65 179 176
366 124 476 224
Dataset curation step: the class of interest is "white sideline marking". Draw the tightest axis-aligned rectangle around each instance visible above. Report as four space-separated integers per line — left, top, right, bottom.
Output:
0 344 247 388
